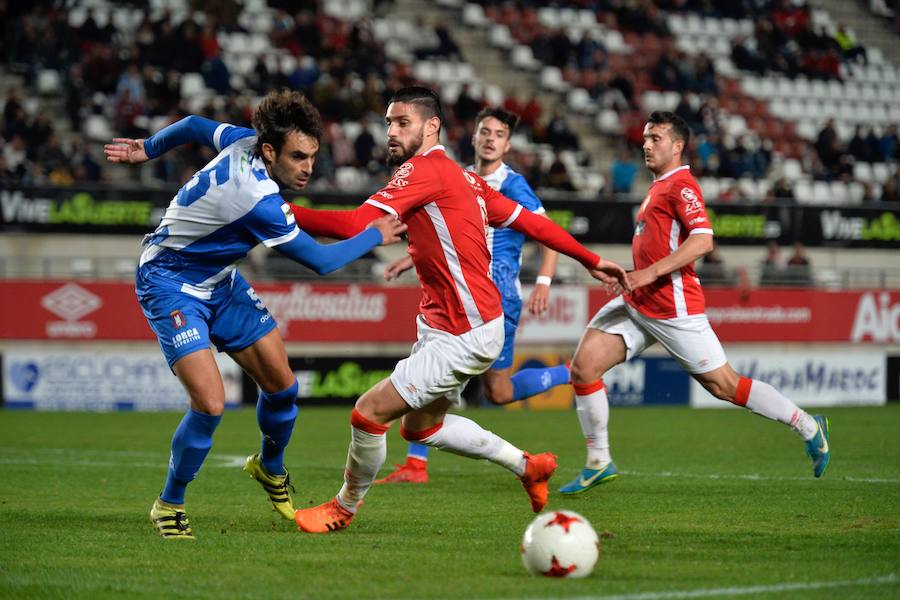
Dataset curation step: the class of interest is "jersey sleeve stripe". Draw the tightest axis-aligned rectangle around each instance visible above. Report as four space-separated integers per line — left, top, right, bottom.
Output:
261 226 301 248
212 123 231 151
499 204 523 228
689 228 713 235
364 198 399 218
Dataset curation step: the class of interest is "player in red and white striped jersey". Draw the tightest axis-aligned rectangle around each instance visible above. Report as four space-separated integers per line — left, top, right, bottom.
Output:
559 112 831 495
290 87 629 532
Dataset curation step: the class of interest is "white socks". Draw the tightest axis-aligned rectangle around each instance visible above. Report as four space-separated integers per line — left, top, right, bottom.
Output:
573 381 611 469
740 378 818 440
413 414 526 476
337 411 388 513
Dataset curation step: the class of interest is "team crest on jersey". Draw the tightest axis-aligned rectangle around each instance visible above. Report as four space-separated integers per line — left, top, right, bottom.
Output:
634 221 646 236
170 310 187 329
387 162 414 188
681 187 703 215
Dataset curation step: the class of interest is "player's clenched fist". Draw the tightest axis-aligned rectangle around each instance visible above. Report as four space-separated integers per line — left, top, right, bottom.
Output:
103 138 149 164
588 258 630 294
367 215 408 245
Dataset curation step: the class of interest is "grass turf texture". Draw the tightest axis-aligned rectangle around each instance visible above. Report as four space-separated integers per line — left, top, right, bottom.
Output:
1 405 898 600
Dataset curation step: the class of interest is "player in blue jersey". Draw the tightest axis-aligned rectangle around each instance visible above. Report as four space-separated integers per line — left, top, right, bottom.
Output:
375 106 571 484
104 90 406 539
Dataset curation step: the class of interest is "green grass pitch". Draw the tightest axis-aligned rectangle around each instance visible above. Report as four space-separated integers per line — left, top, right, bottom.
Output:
1 405 898 599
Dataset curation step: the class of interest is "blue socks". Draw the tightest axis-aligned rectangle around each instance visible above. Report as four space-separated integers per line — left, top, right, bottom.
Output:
511 363 570 401
256 379 299 476
161 409 222 505
407 442 430 461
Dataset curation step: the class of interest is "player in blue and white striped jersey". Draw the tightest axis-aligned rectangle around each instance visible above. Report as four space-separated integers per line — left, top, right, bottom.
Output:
376 106 571 484
105 90 406 538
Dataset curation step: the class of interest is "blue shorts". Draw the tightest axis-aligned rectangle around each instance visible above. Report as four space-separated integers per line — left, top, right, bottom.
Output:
136 268 278 368
492 273 522 370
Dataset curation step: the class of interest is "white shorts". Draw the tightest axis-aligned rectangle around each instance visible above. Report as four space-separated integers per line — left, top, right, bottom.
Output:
587 295 727 374
391 315 504 409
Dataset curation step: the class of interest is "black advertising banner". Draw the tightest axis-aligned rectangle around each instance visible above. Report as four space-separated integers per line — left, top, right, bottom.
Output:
0 186 171 234
3 186 899 248
888 356 900 402
242 355 402 406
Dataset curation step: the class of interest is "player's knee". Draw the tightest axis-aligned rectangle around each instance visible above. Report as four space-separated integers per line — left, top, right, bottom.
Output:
191 400 225 417
569 356 600 385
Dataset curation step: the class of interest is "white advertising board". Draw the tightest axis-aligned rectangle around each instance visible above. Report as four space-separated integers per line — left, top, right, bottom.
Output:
518 285 588 343
3 350 243 411
690 351 886 408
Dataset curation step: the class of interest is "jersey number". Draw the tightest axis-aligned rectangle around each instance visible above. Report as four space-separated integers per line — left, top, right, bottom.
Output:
476 195 489 237
176 156 231 206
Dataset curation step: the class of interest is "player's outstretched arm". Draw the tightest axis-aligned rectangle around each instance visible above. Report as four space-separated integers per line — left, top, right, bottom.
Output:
105 116 250 164
273 216 406 275
384 255 414 281
627 233 713 291
290 203 388 239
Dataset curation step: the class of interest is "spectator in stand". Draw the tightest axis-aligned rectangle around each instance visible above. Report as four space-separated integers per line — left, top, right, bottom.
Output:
546 151 576 191
861 182 878 203
544 108 580 150
848 126 874 162
760 241 783 286
785 242 813 286
454 83 483 123
610 146 639 195
815 120 842 176
767 178 796 203
834 24 868 64
882 176 900 203
878 125 898 162
697 243 734 286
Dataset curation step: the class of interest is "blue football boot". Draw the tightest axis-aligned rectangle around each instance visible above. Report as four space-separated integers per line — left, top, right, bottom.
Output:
558 461 619 494
805 415 830 478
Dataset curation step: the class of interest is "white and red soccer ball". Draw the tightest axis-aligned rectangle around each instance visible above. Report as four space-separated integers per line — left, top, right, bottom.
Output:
520 510 600 578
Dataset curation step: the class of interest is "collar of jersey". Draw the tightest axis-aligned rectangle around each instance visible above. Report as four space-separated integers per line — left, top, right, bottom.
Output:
421 144 446 156
654 164 691 182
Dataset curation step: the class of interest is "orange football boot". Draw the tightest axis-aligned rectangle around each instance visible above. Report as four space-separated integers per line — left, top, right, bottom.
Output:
374 457 428 484
294 498 355 533
519 452 558 513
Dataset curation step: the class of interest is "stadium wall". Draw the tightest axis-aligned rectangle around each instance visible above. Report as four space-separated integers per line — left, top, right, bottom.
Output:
1 280 897 409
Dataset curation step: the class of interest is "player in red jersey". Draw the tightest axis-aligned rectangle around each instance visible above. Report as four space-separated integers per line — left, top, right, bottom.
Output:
290 87 630 532
558 111 830 496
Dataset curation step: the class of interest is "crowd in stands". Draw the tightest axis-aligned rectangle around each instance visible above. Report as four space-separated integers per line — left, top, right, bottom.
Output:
0 0 588 193
475 0 900 203
1 0 899 204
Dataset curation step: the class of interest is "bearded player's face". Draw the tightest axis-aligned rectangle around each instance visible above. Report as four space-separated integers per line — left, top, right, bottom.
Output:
385 102 425 166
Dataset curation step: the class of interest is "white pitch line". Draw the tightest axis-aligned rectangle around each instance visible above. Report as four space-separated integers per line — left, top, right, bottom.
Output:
0 451 249 469
621 469 900 485
513 573 898 600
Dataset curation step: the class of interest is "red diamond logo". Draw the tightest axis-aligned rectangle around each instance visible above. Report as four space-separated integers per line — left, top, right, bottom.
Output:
545 511 583 533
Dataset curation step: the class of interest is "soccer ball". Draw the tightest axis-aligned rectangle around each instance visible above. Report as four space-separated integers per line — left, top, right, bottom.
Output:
520 510 600 578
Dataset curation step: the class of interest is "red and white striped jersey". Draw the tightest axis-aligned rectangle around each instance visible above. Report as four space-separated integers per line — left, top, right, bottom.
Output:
625 165 713 319
365 146 514 334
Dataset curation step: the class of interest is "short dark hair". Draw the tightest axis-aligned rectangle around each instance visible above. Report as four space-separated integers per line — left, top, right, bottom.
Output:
252 89 323 156
647 111 691 149
475 106 520 134
389 86 444 130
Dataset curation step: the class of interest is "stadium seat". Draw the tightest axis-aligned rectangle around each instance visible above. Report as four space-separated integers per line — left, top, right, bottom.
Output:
463 3 488 27
567 88 596 114
83 115 113 142
489 24 513 49
540 66 569 92
853 162 874 183
872 163 891 184
511 45 540 71
36 70 61 95
596 109 621 134
794 179 814 203
180 73 206 98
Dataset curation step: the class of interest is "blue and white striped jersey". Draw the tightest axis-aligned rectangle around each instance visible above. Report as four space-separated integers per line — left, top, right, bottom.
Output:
469 162 545 279
139 124 299 296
